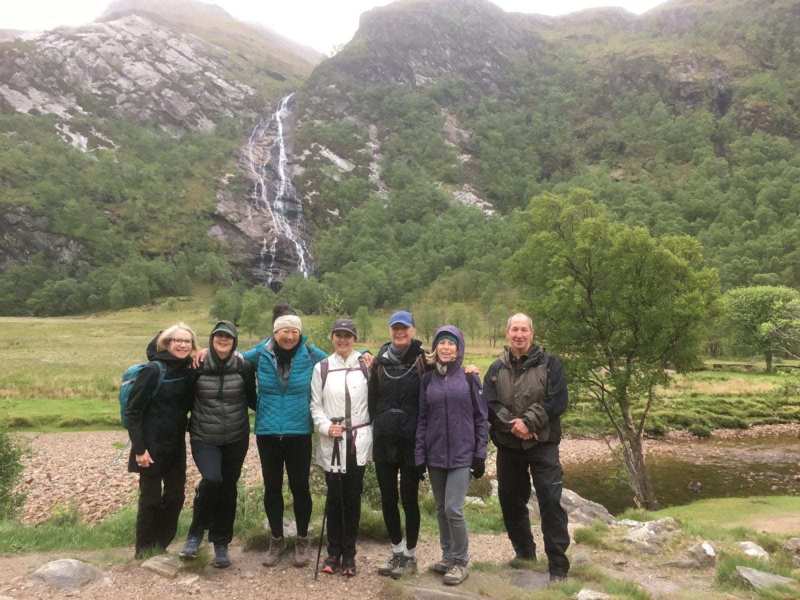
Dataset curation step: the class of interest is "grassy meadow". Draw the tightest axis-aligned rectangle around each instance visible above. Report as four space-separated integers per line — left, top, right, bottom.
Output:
1 293 799 434
0 291 798 433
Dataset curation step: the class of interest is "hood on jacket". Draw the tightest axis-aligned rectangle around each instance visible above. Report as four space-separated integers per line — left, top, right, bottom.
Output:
208 320 239 366
431 325 465 370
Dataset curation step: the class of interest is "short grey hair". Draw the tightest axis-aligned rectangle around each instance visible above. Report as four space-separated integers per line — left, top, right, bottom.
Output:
506 313 534 332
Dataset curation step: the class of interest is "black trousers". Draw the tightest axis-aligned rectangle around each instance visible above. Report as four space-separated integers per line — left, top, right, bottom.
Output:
496 442 570 576
135 451 186 557
375 461 420 549
187 437 249 545
325 451 365 561
256 434 312 538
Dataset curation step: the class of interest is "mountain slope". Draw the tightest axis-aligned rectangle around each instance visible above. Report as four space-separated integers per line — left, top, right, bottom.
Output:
291 0 800 297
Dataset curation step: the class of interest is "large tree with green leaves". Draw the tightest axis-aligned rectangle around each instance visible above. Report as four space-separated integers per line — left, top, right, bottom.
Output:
508 190 719 508
722 286 800 372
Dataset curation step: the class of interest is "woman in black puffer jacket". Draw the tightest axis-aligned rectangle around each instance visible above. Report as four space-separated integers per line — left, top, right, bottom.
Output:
126 323 196 559
179 321 256 568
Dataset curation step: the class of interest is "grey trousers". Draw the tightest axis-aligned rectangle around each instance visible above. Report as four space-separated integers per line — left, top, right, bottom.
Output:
428 466 471 565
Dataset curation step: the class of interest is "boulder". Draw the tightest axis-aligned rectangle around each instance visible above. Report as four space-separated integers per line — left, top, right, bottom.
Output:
623 518 680 554
141 554 183 578
735 566 796 591
529 488 613 527
738 541 769 560
31 558 103 590
783 537 800 555
576 590 612 600
686 541 716 567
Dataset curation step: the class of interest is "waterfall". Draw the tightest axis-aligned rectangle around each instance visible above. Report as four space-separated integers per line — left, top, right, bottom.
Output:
244 93 310 287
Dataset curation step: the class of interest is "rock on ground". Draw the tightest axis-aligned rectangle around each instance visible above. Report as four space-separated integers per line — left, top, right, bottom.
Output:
686 541 716 568
529 487 613 527
738 541 769 560
31 558 103 590
140 554 184 578
735 566 796 591
576 590 612 600
623 518 680 554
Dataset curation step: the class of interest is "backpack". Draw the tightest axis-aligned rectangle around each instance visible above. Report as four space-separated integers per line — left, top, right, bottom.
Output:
119 361 167 428
319 356 370 391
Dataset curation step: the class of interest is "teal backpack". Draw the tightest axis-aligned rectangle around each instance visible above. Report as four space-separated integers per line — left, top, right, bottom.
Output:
119 361 167 428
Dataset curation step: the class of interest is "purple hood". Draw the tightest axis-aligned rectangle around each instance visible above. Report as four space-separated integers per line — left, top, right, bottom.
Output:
431 325 465 371
416 325 488 469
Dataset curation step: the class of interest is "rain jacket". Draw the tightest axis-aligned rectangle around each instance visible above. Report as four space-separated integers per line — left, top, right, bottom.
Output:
415 325 488 470
310 350 373 473
126 335 194 473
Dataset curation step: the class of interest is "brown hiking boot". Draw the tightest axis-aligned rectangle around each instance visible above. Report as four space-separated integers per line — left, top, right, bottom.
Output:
293 536 310 567
262 536 284 567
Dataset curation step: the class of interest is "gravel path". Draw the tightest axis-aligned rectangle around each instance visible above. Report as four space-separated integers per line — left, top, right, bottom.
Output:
14 424 799 524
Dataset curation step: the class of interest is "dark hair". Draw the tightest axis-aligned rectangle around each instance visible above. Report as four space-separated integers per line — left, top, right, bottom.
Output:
272 303 297 325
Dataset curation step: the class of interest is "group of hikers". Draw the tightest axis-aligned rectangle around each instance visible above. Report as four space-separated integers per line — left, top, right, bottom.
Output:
124 305 570 585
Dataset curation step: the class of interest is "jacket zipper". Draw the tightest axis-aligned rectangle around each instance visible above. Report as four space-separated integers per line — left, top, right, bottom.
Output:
444 373 450 468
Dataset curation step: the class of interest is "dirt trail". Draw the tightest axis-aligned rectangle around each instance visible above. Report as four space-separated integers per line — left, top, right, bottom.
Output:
13 425 799 525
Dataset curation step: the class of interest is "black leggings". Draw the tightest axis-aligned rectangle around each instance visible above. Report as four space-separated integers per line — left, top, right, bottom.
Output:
256 434 312 538
188 437 249 545
375 461 420 549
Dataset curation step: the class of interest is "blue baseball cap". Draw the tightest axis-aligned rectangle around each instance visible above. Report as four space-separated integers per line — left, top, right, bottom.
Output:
388 310 414 327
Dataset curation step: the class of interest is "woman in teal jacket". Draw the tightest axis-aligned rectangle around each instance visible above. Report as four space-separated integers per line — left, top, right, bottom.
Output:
242 304 326 568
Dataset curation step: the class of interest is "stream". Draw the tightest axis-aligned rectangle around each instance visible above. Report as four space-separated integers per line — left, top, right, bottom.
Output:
564 434 800 514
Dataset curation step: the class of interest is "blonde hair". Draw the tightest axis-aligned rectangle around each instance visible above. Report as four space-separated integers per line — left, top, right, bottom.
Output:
157 322 197 352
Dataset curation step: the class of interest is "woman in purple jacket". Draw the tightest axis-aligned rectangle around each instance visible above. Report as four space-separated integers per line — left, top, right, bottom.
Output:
415 325 488 586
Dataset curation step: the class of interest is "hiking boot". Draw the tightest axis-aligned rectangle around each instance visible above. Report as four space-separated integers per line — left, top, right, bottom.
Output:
293 536 310 567
262 536 285 567
431 558 452 574
443 563 469 586
321 555 340 575
341 556 357 577
377 552 403 577
178 535 202 560
390 555 417 579
212 544 231 569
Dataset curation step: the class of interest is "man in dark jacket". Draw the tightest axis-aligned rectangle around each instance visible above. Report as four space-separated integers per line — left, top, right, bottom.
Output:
179 321 257 568
482 313 570 581
368 311 426 579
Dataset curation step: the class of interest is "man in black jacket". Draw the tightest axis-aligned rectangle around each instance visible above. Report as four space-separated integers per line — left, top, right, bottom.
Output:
482 313 570 581
368 310 426 579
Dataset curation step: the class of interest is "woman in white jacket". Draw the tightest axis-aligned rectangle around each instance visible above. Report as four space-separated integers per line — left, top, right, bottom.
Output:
310 318 372 577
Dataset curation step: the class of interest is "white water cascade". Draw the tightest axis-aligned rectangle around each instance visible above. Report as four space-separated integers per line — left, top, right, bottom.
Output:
244 93 310 287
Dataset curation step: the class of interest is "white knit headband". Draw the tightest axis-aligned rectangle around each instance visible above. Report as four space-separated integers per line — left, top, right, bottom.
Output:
273 315 302 334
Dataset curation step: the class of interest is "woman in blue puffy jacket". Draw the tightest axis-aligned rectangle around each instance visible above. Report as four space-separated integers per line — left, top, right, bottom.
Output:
241 304 326 568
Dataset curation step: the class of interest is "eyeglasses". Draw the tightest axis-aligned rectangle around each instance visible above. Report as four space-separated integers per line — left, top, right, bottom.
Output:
171 338 193 346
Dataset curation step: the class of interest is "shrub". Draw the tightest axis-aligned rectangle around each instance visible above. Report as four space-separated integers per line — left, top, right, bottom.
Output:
0 428 24 519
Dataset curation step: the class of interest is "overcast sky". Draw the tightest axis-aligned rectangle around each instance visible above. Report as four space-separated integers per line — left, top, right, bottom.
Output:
0 0 666 55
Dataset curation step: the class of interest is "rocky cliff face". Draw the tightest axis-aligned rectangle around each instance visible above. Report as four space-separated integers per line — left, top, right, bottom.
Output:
0 15 257 133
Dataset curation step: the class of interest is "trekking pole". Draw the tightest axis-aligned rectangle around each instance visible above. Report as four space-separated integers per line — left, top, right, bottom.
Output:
314 417 344 580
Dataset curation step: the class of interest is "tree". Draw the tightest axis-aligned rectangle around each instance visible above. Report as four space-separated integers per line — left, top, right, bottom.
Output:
508 190 719 509
354 306 373 344
239 286 276 336
722 286 800 371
